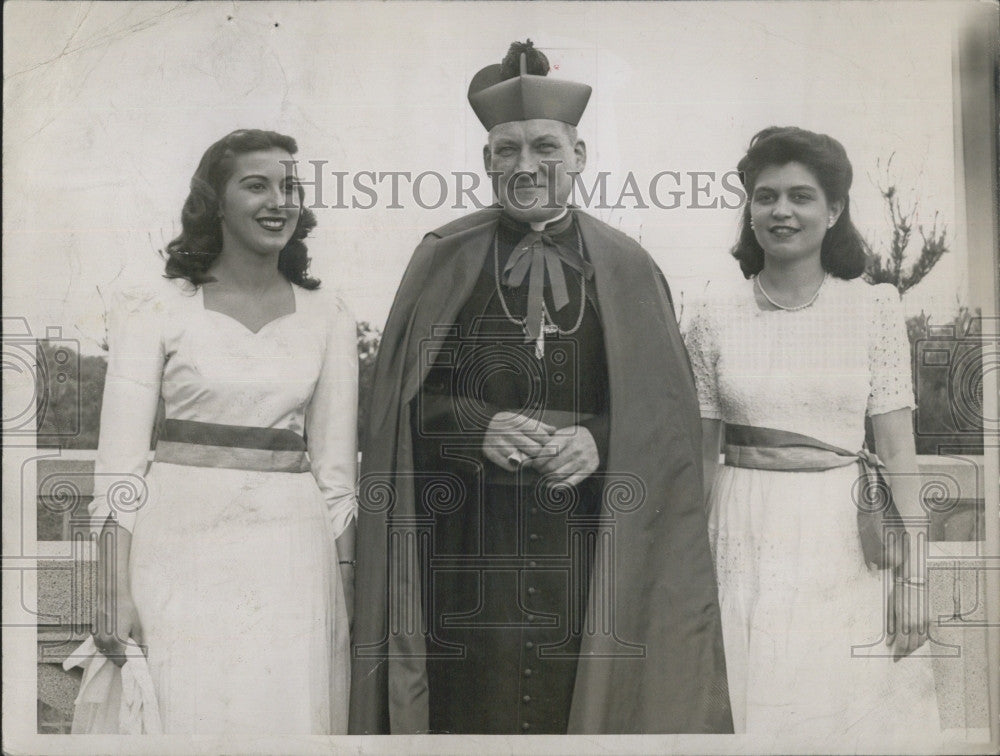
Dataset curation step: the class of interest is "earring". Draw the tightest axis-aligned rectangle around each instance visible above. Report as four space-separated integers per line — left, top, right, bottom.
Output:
828 217 835 228
749 219 756 230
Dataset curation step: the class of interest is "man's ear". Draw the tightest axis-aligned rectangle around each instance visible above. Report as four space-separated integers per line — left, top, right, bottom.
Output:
483 143 492 173
574 139 587 173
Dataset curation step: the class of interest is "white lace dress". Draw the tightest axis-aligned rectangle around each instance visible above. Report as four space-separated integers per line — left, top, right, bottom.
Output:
85 277 357 735
684 276 939 749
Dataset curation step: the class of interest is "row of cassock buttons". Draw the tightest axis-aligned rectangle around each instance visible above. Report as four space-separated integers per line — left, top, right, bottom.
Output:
522 534 540 731
522 496 553 731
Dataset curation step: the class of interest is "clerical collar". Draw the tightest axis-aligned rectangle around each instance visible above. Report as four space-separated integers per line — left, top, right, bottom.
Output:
531 208 568 231
498 208 574 239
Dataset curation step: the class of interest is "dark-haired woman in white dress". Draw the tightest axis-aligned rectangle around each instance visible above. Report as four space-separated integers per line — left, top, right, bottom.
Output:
82 129 356 734
685 126 940 750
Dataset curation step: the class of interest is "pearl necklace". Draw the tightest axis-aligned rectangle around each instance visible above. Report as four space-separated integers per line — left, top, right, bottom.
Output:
754 272 828 311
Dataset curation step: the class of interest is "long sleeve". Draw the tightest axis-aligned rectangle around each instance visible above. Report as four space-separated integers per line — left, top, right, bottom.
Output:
90 287 166 534
305 298 359 539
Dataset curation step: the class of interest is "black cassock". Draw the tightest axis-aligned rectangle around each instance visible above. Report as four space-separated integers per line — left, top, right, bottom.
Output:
412 212 607 733
350 206 731 736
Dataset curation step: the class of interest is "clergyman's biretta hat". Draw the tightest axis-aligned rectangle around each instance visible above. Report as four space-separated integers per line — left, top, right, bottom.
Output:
468 40 592 130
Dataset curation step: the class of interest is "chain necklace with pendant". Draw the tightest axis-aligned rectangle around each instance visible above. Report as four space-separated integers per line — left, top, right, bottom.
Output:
493 225 586 359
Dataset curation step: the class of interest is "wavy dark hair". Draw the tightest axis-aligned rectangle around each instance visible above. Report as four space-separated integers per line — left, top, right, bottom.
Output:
731 126 869 280
163 129 320 288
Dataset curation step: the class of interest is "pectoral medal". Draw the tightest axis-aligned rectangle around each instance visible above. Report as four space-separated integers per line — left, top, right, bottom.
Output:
494 225 589 361
534 310 560 359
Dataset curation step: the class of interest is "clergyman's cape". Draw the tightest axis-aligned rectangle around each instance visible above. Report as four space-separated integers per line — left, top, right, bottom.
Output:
349 207 732 734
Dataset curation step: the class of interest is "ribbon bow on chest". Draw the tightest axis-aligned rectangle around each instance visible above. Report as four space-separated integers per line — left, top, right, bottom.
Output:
499 218 594 355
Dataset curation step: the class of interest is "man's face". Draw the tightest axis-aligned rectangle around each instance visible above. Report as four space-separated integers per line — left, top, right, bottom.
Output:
484 119 586 223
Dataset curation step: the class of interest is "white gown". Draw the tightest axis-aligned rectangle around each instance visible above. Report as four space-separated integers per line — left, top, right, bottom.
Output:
684 276 939 750
87 276 357 735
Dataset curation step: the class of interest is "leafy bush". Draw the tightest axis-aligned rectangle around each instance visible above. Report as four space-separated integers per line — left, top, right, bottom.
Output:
858 156 985 455
356 321 381 449
35 345 105 449
863 154 949 296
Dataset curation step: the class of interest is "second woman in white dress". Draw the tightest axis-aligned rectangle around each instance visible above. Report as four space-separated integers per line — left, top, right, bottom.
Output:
685 126 940 750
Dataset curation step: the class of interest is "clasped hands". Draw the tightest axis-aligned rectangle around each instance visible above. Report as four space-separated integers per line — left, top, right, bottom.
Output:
482 411 599 488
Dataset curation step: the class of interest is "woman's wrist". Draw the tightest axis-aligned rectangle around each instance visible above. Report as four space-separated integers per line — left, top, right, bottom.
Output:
896 553 927 584
96 577 131 598
97 590 134 612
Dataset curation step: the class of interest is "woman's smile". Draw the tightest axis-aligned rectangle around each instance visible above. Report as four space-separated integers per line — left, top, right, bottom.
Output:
256 216 288 232
749 161 841 263
767 224 801 239
219 148 301 258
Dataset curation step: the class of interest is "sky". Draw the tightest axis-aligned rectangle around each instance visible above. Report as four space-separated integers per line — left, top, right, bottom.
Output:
3 0 987 353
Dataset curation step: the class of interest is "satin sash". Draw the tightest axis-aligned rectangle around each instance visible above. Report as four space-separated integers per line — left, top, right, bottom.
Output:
154 418 310 473
723 423 884 473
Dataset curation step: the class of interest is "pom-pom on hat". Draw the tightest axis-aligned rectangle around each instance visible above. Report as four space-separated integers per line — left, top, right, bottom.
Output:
468 40 592 130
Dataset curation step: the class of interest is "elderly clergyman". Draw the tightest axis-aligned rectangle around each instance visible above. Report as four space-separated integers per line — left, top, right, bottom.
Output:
350 40 732 735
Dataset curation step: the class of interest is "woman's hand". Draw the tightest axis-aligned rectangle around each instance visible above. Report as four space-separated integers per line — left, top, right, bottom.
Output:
701 419 723 508
871 410 930 660
339 563 355 631
93 519 141 666
335 523 356 633
94 586 144 667
885 575 929 661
